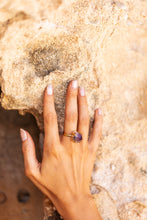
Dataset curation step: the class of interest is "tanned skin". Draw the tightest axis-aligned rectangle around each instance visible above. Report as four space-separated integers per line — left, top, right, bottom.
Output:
20 80 103 220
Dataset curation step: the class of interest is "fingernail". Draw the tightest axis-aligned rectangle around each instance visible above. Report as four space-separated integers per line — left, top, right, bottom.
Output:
20 128 27 142
47 85 53 95
80 87 85 96
71 80 77 89
98 108 102 115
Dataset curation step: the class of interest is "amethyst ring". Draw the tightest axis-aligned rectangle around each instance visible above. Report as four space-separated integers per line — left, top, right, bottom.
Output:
63 130 82 143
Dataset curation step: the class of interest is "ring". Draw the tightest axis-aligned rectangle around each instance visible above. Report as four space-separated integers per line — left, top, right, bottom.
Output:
63 130 82 143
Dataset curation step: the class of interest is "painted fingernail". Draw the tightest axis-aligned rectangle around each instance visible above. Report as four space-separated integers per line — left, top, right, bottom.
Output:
47 85 53 95
20 128 27 142
98 108 102 115
80 87 85 96
72 80 77 89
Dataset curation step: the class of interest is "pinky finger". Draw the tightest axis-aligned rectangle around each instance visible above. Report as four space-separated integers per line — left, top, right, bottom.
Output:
88 108 103 153
20 129 41 180
20 129 55 201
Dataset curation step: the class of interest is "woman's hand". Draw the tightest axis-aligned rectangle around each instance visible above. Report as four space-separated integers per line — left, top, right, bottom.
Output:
20 80 103 220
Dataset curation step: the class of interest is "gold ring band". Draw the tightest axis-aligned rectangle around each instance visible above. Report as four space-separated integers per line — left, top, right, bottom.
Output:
63 130 82 143
63 133 74 137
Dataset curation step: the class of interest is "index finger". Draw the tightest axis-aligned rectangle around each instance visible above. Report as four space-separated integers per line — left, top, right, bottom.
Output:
43 85 60 147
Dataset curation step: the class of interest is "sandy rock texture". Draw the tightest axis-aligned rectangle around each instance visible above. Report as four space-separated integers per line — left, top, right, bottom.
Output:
0 0 147 219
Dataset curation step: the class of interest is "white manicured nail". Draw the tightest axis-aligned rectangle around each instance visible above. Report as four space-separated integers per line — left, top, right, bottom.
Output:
80 87 85 96
20 128 27 142
72 80 77 89
98 108 102 115
47 85 53 95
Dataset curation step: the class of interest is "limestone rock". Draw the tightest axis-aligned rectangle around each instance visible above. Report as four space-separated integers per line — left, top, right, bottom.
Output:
0 0 147 219
118 201 147 220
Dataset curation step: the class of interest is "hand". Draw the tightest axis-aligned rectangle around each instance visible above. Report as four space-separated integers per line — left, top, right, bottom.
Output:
20 80 103 220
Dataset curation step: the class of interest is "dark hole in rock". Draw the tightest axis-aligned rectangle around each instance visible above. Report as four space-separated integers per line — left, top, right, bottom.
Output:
28 47 61 77
0 191 7 204
90 185 101 195
17 189 30 203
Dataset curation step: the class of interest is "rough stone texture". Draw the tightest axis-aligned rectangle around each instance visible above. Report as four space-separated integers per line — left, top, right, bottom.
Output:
0 0 147 219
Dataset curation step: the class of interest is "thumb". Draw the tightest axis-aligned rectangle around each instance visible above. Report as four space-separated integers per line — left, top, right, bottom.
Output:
20 128 41 180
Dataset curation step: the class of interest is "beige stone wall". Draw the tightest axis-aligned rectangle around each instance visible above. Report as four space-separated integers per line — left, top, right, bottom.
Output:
0 0 147 219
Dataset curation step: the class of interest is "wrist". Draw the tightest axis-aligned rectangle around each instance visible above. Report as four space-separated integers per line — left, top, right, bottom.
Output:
55 193 102 220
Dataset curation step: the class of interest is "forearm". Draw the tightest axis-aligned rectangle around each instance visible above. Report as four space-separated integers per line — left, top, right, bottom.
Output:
55 195 102 220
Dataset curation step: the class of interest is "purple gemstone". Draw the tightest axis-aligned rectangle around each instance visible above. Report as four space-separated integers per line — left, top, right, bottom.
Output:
72 132 82 142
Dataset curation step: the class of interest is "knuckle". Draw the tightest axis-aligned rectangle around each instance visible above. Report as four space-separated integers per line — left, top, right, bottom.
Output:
96 128 102 138
25 167 36 178
44 112 57 124
79 115 89 125
98 130 102 137
45 147 59 161
68 88 76 97
50 149 59 160
94 114 99 121
93 126 100 134
44 141 57 151
80 143 89 155
65 111 77 121
25 168 32 177
88 143 97 155
22 145 28 154
79 97 87 104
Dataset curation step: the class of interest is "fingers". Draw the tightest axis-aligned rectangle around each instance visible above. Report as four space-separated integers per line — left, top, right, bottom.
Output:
20 129 41 180
62 80 78 142
20 129 57 202
88 109 103 152
77 87 89 142
43 85 60 146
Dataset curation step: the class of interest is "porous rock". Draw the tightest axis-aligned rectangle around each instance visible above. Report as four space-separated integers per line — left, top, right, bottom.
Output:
0 0 147 219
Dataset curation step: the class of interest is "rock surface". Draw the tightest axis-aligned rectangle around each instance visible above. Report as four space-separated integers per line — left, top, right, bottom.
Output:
0 0 147 219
